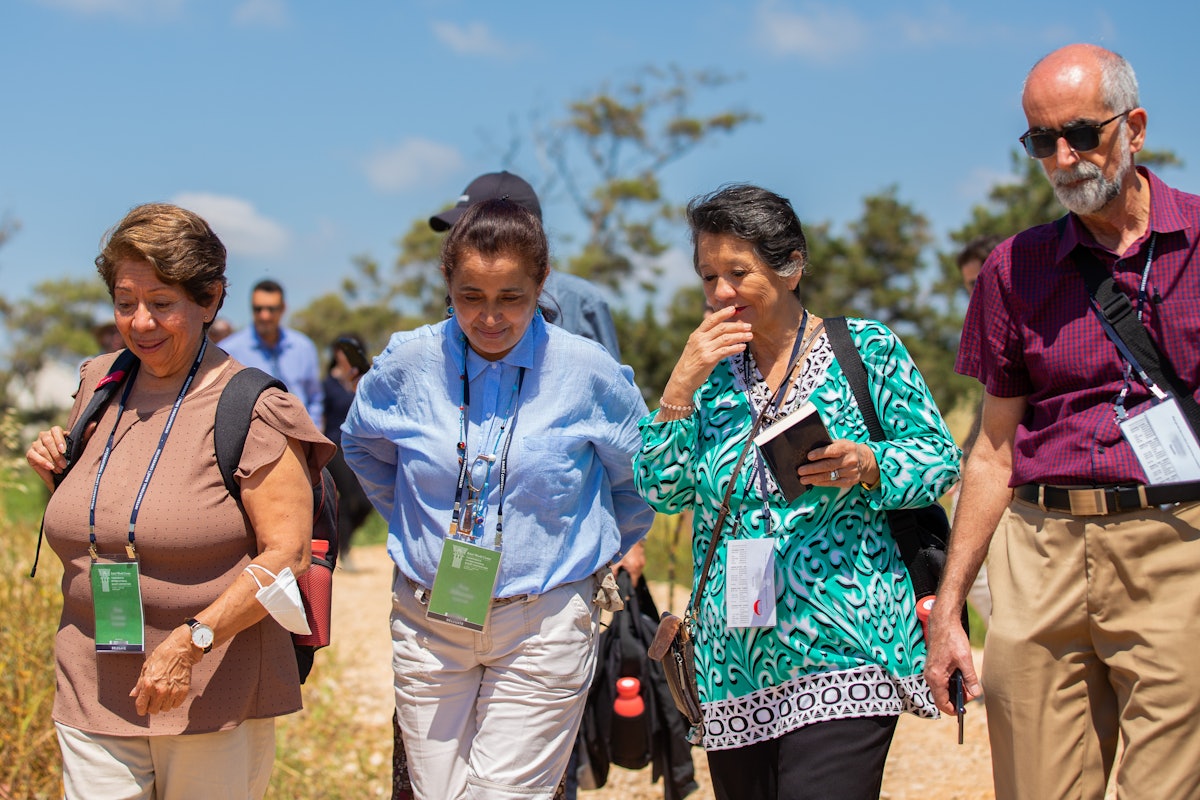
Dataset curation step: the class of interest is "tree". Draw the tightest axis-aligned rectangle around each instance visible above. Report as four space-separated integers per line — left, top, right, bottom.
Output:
288 252 425 360
793 187 974 413
536 65 758 291
344 66 757 393
613 285 706 402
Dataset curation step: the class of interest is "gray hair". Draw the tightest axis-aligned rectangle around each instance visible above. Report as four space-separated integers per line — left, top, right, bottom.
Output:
1098 49 1139 113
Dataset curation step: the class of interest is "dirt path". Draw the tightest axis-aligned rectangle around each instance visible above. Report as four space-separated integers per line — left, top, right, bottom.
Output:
331 544 995 799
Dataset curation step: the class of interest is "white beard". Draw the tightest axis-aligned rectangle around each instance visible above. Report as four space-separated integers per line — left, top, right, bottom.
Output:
1051 126 1133 215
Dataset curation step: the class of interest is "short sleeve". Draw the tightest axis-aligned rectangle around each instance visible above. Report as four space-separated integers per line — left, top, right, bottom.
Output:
235 387 336 485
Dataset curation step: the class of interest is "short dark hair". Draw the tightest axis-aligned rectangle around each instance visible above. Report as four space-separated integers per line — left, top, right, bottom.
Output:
440 199 550 288
253 278 284 298
956 234 1004 270
95 202 227 314
686 184 807 291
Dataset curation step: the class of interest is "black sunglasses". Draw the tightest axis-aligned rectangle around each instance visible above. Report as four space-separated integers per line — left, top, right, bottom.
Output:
1019 110 1131 159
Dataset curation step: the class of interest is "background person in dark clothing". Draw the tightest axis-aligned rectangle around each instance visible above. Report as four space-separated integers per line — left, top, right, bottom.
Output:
322 334 374 571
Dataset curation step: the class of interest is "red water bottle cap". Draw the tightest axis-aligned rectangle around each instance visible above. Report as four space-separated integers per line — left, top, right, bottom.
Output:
614 676 645 718
916 595 936 624
311 540 329 558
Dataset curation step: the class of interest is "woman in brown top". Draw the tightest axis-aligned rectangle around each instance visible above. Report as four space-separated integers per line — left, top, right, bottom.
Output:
26 203 335 799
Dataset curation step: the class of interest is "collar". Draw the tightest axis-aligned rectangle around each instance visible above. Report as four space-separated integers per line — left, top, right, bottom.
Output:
448 311 545 381
1056 167 1189 262
251 326 288 352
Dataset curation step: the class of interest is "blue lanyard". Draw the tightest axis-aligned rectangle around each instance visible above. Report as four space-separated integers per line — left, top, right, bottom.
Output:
448 337 525 548
88 338 208 559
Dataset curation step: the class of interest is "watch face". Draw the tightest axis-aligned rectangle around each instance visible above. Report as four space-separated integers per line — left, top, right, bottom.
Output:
191 623 214 649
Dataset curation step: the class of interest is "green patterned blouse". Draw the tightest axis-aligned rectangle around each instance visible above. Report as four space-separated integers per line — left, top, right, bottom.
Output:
634 317 961 751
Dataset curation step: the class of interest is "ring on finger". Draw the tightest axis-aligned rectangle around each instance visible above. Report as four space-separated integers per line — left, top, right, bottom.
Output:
830 469 840 481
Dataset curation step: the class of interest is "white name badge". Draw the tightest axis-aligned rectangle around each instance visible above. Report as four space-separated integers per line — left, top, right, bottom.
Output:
1119 397 1200 484
725 538 776 629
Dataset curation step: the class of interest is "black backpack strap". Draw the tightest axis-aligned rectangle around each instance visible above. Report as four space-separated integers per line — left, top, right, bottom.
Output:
214 367 285 504
826 316 885 442
58 349 140 487
34 350 139 577
1071 244 1200 436
826 316 922 568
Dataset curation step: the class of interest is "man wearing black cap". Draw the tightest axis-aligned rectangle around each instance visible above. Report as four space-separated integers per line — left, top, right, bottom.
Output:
430 170 622 361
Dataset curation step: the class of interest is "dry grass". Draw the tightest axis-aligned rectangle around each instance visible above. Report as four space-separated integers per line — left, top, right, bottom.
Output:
0 532 64 799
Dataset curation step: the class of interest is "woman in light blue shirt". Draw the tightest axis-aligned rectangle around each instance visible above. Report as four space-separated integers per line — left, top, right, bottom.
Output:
342 199 654 799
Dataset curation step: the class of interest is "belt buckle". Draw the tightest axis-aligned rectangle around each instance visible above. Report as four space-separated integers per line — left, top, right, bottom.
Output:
1068 488 1109 516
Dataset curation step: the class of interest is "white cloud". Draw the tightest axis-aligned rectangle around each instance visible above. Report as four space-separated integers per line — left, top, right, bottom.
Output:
233 0 287 28
431 21 516 59
754 1 869 63
362 138 464 193
171 193 290 257
37 0 185 18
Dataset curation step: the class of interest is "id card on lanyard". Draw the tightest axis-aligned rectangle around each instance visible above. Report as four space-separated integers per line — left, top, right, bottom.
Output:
1119 397 1200 483
91 555 146 652
427 538 502 632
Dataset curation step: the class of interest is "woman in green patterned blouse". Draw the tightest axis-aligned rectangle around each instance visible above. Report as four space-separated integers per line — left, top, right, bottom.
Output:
634 184 960 800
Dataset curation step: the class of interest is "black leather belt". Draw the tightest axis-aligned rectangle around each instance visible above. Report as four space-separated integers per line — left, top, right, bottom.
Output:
1015 482 1200 516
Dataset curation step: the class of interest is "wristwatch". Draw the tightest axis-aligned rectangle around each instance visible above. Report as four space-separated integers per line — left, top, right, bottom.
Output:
185 618 214 653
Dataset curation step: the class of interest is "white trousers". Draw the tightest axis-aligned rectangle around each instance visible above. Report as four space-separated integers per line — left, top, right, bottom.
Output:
391 573 600 800
56 717 275 800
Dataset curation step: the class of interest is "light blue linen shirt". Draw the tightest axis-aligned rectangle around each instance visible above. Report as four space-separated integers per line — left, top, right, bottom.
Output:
220 325 325 428
341 312 653 597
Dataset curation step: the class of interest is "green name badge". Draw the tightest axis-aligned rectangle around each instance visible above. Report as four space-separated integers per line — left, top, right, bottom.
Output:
91 559 145 653
426 538 502 632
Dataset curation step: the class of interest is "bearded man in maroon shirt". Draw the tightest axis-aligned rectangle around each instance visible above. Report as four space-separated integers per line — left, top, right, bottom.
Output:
925 43 1200 800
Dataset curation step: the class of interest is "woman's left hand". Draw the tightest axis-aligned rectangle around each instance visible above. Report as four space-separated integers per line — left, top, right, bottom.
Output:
129 627 202 715
797 440 879 489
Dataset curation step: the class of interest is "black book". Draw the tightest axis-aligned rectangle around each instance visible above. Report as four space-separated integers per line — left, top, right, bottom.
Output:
752 402 832 504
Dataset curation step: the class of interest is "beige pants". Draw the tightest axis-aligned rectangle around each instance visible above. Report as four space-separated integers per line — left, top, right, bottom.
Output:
984 498 1200 800
56 717 275 800
391 573 600 800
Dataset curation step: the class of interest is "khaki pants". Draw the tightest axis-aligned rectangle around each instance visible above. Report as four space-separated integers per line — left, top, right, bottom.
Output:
56 717 275 800
984 499 1200 800
391 574 599 800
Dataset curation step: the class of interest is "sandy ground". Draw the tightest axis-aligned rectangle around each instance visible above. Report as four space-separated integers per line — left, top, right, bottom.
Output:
331 544 995 799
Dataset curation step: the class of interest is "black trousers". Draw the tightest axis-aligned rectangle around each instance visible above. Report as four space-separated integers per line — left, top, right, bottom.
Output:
707 715 899 800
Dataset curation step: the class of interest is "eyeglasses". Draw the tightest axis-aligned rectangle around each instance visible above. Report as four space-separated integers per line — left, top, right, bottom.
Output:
1019 110 1131 159
252 304 283 314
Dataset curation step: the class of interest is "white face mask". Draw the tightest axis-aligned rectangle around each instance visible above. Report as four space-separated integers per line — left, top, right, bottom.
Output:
244 564 311 635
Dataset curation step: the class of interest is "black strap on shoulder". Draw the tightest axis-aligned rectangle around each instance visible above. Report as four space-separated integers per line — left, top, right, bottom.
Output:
214 367 285 504
826 316 923 568
1071 245 1200 436
33 350 139 577
57 350 140 488
826 317 886 442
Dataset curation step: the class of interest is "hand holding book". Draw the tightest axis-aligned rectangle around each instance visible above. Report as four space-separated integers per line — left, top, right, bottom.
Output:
752 402 833 503
753 406 881 502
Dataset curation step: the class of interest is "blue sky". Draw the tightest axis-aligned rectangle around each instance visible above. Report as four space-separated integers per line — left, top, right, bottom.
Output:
3 1 1199 331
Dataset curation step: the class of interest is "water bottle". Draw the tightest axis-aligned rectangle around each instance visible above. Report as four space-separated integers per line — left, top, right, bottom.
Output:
609 676 651 770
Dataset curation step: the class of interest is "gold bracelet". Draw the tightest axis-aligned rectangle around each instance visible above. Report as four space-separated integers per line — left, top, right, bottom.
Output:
659 400 695 413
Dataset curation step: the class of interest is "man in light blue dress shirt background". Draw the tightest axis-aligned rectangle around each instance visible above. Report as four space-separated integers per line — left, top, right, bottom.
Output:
220 278 325 428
